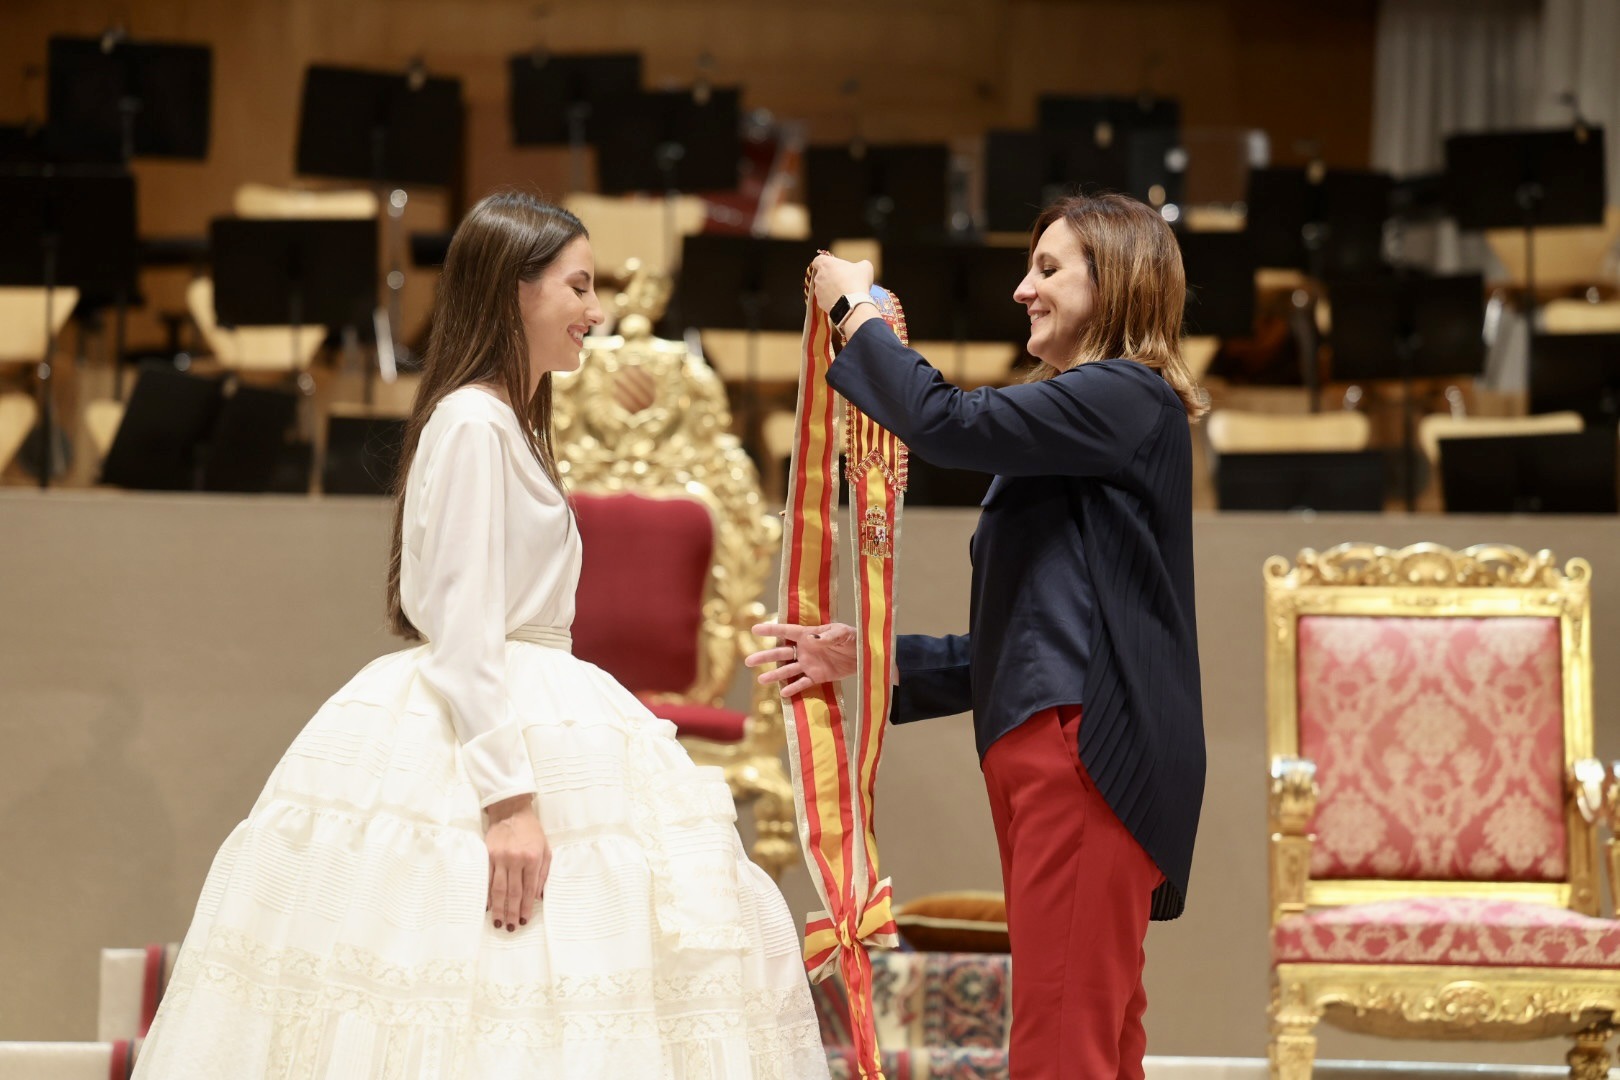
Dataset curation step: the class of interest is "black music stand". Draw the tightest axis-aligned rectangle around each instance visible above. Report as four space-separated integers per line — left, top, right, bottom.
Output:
1329 272 1487 509
1444 127 1606 395
410 230 453 268
677 233 820 446
297 64 462 187
594 88 740 194
508 52 641 189
1440 431 1618 515
99 364 226 490
203 384 308 493
0 171 137 486
46 36 212 163
1036 95 1185 211
805 144 950 243
1530 334 1620 427
211 217 377 331
323 414 407 496
1178 230 1256 339
984 130 1125 233
880 242 1029 376
1245 167 1392 277
1215 451 1388 513
297 63 463 383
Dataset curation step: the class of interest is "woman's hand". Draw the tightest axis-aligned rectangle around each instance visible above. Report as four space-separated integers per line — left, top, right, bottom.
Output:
746 621 859 697
484 794 550 932
810 254 875 316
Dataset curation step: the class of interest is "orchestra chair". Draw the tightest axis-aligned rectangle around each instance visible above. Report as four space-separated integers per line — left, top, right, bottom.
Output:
185 186 379 375
0 286 79 474
1263 542 1618 1079
551 288 795 879
1206 409 1371 454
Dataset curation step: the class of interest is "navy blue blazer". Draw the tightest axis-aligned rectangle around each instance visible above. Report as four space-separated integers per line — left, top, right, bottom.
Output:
824 319 1205 920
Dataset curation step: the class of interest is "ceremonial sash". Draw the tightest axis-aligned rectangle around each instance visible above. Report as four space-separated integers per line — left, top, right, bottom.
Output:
779 272 909 1080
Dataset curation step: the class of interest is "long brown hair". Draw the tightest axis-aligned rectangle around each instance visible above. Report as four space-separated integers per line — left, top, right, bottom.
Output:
1026 193 1208 419
386 191 587 639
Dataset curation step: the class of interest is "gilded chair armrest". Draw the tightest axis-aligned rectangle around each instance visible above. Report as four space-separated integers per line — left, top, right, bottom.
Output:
1268 756 1318 925
1604 762 1620 916
1571 758 1605 825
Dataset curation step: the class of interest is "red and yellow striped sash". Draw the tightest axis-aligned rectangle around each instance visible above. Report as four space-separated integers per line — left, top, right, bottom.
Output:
779 271 909 1080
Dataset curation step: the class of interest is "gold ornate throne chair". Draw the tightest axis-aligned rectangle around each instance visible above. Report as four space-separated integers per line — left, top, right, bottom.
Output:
550 267 795 879
1263 543 1618 1079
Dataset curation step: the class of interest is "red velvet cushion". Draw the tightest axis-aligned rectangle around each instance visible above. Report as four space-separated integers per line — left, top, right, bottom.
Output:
1272 897 1620 969
1297 615 1567 884
641 700 748 743
571 492 714 694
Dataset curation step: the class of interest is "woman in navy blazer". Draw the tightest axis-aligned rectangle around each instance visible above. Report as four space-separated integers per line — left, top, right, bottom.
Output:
749 193 1206 1079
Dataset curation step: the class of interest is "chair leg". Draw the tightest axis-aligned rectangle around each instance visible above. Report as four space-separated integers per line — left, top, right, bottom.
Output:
1269 1021 1317 1080
1568 1023 1613 1080
728 756 799 881
1269 976 1318 1080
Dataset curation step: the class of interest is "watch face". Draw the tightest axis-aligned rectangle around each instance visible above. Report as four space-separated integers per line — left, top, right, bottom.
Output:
830 296 851 324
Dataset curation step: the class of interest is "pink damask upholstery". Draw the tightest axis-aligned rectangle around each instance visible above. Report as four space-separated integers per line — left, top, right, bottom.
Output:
1297 615 1567 883
1273 896 1620 968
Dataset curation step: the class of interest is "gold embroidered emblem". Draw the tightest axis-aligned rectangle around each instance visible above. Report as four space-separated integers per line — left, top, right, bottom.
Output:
860 505 893 559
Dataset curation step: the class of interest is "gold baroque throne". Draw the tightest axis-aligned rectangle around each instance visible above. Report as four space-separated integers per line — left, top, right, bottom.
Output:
549 263 796 879
1262 543 1619 1078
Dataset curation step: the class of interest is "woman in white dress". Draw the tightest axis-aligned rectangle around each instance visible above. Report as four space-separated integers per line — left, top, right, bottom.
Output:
134 192 829 1080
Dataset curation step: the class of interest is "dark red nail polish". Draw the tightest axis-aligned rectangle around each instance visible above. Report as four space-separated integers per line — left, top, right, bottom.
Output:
519 918 527 926
493 920 502 929
506 924 515 933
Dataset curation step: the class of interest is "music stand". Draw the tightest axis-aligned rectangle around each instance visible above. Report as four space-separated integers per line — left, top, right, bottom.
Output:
1178 230 1256 339
323 413 407 496
594 88 741 194
1440 431 1617 514
508 52 641 189
203 384 306 493
46 36 211 163
410 230 453 268
100 364 225 490
984 130 1129 233
677 233 820 447
1037 95 1185 211
296 63 463 383
805 144 950 243
209 217 378 370
1530 334 1620 427
879 242 1029 380
1214 451 1387 513
0 171 137 487
1244 167 1392 277
1329 271 1487 509
1444 127 1606 396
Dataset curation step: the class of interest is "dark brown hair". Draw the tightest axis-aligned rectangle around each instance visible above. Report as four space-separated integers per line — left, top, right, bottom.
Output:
385 191 587 639
1027 193 1208 419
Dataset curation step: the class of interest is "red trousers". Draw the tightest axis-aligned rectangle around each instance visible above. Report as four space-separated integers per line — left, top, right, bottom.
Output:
982 706 1164 1080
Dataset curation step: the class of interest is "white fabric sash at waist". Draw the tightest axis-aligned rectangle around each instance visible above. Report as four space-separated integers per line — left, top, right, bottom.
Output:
506 624 573 652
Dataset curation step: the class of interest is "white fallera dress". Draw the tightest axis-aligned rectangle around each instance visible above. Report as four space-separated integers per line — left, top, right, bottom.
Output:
134 387 828 1080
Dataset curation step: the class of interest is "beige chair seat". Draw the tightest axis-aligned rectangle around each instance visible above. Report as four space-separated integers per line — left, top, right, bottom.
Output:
233 183 379 220
0 391 39 473
1206 409 1370 454
83 400 127 462
187 277 326 373
0 287 80 363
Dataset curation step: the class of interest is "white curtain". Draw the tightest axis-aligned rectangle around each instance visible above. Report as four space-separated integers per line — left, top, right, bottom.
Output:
1371 0 1543 179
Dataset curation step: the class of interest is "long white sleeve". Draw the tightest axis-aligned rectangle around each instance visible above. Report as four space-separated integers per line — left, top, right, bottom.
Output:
412 417 537 808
